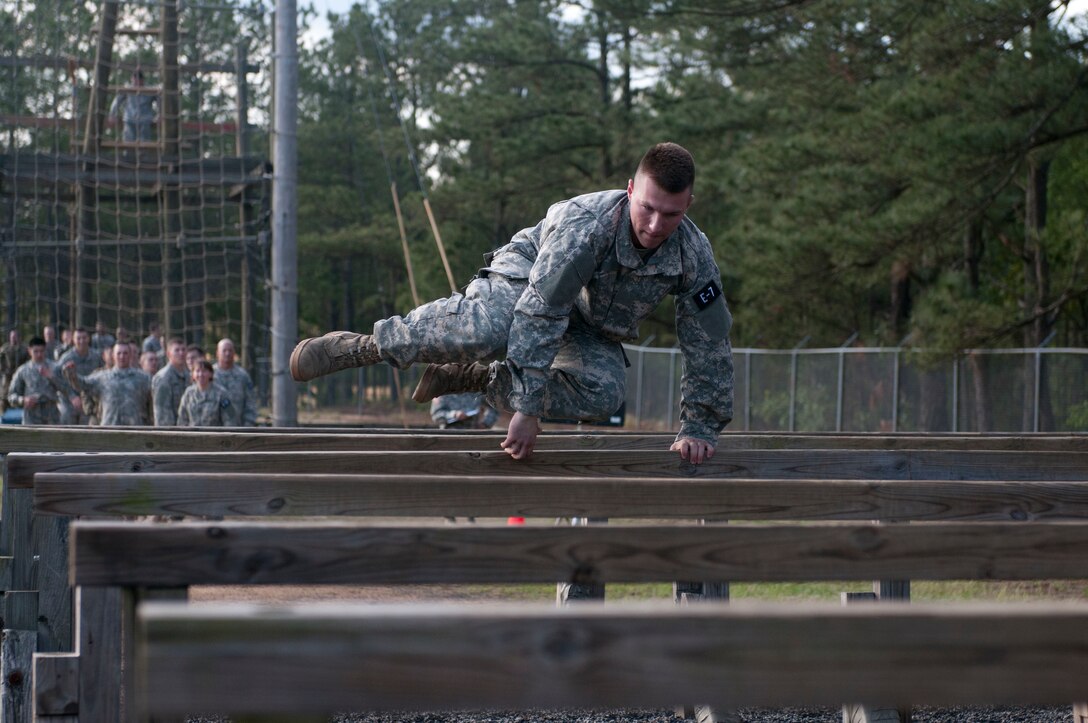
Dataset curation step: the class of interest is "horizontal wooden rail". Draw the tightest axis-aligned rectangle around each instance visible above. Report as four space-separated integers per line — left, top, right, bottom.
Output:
5 426 1088 452
135 601 1088 715
71 521 1088 586
14 448 1088 489
34 473 1088 522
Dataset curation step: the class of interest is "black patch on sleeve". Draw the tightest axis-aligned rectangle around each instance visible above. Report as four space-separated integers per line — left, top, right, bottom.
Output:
693 281 722 311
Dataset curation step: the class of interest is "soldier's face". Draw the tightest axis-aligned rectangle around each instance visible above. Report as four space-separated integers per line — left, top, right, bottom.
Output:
193 365 212 388
28 345 45 363
626 174 692 251
168 343 186 367
217 341 235 367
74 331 90 353
113 344 132 369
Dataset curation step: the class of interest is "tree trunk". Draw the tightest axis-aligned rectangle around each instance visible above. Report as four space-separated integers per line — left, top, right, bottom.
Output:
1023 157 1051 431
889 259 911 341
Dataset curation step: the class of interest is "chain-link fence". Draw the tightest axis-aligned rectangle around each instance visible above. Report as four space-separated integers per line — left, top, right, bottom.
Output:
300 345 1088 433
626 345 1088 433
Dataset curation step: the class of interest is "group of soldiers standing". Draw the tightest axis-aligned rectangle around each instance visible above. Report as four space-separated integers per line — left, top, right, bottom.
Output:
0 322 259 428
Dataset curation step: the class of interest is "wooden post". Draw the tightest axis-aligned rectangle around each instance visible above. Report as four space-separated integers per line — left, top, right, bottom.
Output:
30 515 71 653
76 0 120 328
841 591 909 723
236 42 256 372
76 586 123 722
1 591 36 723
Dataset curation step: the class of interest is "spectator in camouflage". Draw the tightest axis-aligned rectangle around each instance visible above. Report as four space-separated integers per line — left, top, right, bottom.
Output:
152 337 191 426
177 359 239 427
7 337 65 425
56 327 103 424
213 338 258 426
64 341 153 426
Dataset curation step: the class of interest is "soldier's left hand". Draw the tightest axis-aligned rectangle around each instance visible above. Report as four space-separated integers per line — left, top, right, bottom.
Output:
670 437 715 465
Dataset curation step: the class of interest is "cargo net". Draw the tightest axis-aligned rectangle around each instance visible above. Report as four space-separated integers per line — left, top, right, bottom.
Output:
0 0 269 371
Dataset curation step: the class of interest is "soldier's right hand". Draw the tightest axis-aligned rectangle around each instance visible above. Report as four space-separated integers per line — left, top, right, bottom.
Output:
24 394 39 409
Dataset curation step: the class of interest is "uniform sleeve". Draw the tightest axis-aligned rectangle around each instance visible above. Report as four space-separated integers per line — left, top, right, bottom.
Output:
220 394 241 427
674 253 734 443
152 374 176 426
504 209 601 417
143 379 154 426
8 369 25 407
241 371 258 426
177 391 191 426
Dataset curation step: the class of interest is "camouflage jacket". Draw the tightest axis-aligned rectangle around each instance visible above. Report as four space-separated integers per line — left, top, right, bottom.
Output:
176 383 239 427
66 367 152 426
212 365 257 426
152 364 190 426
486 189 733 442
7 360 63 424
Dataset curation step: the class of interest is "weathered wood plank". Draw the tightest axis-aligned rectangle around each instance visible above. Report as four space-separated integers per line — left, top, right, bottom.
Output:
74 586 122 723
31 515 70 653
32 653 77 717
34 474 1088 521
0 629 33 723
6 426 1088 452
16 448 1088 489
70 521 1088 586
135 601 1088 715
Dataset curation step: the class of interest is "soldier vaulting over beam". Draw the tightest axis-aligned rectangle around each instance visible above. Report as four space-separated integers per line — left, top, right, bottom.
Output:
290 143 734 463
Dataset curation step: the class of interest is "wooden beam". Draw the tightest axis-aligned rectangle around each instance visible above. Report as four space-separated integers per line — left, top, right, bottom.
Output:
13 448 1088 489
33 474 1088 522
135 601 1088 715
7 426 1088 452
70 520 1088 587
0 54 260 74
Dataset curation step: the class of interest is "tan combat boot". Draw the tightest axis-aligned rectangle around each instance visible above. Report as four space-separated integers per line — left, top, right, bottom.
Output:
411 362 490 403
289 332 381 382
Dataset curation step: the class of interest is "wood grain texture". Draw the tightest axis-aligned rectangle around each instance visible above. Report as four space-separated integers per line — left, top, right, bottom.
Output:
6 426 1088 452
135 601 1088 715
15 448 1088 489
70 520 1088 586
32 653 77 717
0 629 33 723
74 586 122 723
34 474 1088 521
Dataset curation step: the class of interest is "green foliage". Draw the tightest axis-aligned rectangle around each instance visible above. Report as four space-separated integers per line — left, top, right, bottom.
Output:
292 0 1088 355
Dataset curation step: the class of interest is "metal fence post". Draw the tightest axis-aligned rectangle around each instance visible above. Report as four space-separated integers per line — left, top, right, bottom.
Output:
666 346 676 425
744 351 751 431
891 348 900 433
951 357 959 433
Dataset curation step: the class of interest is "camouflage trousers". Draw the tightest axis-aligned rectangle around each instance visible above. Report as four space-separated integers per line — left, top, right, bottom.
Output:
373 274 626 421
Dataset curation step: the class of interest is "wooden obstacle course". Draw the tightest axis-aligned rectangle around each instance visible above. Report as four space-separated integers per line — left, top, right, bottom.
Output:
135 600 1088 716
4 427 1088 721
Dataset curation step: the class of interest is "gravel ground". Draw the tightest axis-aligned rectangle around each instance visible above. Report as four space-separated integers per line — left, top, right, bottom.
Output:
325 707 1072 722
192 706 1072 722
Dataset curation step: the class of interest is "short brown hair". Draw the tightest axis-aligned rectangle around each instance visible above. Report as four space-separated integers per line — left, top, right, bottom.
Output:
636 142 695 194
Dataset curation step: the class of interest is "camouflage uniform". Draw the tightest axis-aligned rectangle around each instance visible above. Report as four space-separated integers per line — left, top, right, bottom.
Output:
430 392 499 429
65 367 152 426
7 360 63 425
212 365 258 426
56 347 104 424
176 382 239 427
0 342 29 414
374 189 734 442
152 364 190 426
